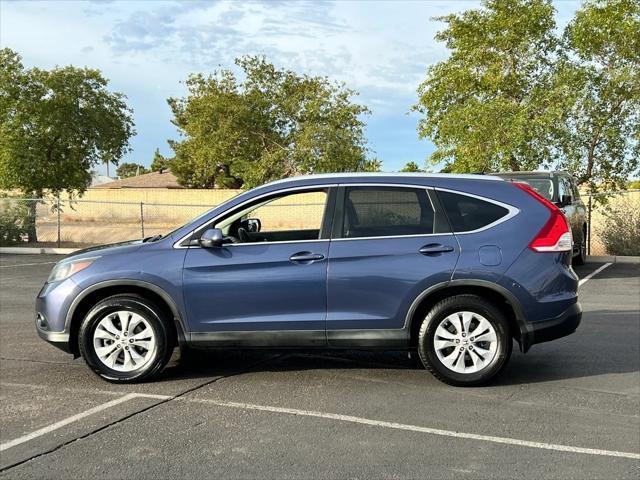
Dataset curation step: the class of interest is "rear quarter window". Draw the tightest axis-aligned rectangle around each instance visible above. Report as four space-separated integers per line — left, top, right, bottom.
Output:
437 191 510 232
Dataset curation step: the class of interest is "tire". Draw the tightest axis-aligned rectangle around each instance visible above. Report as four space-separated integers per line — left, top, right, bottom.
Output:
78 294 174 383
573 228 587 266
417 294 512 387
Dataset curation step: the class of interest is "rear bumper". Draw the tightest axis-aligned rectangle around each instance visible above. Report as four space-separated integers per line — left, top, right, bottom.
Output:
524 302 582 350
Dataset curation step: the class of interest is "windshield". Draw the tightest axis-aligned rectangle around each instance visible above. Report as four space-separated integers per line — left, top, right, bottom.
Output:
522 178 554 201
500 176 554 201
158 190 248 240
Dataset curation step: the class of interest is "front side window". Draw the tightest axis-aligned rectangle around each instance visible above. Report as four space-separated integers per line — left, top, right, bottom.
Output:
438 191 510 233
557 177 569 201
213 189 328 244
342 187 435 238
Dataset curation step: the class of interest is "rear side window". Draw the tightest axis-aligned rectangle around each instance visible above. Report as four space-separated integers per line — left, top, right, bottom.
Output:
342 187 435 238
437 191 509 233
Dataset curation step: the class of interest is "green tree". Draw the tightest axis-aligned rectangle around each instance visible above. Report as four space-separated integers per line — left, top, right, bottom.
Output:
414 0 640 191
554 0 640 191
116 162 148 178
0 48 134 241
150 148 172 172
414 0 561 173
400 161 423 172
168 56 372 188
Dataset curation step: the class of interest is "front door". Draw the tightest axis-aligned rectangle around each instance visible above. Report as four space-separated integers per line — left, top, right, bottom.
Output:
182 187 334 347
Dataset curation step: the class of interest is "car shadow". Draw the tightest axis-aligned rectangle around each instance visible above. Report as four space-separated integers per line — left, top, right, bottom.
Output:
154 348 417 383
153 308 638 387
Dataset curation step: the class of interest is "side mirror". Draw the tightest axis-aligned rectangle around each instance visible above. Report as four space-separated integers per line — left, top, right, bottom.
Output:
199 228 223 248
561 194 572 206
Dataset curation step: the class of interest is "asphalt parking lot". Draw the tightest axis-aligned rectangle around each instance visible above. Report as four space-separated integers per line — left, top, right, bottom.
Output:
0 254 638 479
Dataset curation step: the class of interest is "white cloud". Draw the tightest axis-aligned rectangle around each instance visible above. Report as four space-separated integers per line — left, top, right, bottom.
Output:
1 0 582 171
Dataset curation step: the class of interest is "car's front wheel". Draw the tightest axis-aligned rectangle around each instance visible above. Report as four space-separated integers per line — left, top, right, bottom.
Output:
78 294 173 383
417 294 512 386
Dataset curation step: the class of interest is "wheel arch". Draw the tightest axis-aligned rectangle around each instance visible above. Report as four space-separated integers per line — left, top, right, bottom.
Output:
406 280 531 352
66 280 187 357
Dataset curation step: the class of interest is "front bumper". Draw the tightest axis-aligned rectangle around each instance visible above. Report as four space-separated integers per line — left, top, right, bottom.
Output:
523 302 582 350
36 326 71 353
35 278 80 354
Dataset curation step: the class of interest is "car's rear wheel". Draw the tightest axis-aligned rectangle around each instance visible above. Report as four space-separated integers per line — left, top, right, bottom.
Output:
78 294 173 383
417 294 512 386
573 227 587 266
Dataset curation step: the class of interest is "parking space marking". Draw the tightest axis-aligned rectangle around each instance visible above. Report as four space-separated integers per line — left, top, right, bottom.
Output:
0 392 170 452
0 382 122 397
1 383 638 460
0 382 173 399
185 398 640 460
0 261 57 269
579 262 612 286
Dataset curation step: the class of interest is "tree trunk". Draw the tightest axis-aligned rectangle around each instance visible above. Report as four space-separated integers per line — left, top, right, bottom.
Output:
25 198 38 244
508 155 520 171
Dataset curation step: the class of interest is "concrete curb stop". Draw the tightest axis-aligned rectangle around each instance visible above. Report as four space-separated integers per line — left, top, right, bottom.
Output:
586 255 640 264
0 247 79 255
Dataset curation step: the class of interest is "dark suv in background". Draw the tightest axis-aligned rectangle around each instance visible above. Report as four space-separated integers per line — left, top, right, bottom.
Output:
494 171 588 265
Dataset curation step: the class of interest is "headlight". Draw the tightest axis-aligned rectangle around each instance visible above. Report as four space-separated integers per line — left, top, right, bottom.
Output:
48 257 99 283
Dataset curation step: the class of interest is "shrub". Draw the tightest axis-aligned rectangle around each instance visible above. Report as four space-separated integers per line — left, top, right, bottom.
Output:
0 199 30 246
598 203 640 256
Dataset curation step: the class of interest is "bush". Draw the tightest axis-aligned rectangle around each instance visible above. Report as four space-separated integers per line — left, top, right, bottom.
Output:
598 203 640 256
0 199 29 246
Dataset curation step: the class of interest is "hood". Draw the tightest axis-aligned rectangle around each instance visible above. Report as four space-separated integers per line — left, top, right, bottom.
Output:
65 238 145 261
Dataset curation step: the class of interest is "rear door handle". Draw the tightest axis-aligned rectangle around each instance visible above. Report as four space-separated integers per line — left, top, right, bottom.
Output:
289 252 326 263
419 244 455 255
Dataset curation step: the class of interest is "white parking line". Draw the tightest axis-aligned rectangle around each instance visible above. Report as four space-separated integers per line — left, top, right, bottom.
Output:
579 262 613 286
1 385 638 459
0 382 124 397
186 398 640 460
0 261 57 268
0 392 170 452
0 382 173 400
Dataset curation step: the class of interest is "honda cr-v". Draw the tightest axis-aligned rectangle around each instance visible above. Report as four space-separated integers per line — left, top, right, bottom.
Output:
36 173 581 386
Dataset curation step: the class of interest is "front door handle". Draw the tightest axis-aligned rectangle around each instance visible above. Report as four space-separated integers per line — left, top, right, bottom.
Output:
419 244 455 255
289 252 326 263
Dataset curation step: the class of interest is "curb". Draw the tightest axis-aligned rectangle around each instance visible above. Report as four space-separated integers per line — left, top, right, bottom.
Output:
587 255 640 264
0 247 79 255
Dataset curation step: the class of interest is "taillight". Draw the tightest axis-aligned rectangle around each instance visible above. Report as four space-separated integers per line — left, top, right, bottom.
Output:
513 182 572 253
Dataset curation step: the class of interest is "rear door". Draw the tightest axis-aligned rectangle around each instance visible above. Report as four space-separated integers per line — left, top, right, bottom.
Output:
326 185 459 347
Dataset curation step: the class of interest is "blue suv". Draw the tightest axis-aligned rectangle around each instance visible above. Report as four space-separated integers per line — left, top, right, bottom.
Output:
36 174 581 386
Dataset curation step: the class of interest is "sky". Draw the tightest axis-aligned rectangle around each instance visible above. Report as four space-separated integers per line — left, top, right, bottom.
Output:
0 0 582 174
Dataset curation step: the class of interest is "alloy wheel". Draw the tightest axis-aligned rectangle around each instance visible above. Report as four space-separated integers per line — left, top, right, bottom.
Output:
433 311 498 374
93 311 156 372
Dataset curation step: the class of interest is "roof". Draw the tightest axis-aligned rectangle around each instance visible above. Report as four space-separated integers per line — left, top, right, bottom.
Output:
90 173 115 187
492 171 568 179
265 172 504 187
94 169 183 189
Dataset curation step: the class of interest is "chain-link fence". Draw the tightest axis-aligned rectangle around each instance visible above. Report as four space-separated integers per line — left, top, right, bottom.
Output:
585 189 640 256
0 195 327 248
1 191 638 256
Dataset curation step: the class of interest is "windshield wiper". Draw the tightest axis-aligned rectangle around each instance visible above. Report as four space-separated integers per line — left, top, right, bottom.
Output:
142 234 163 243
